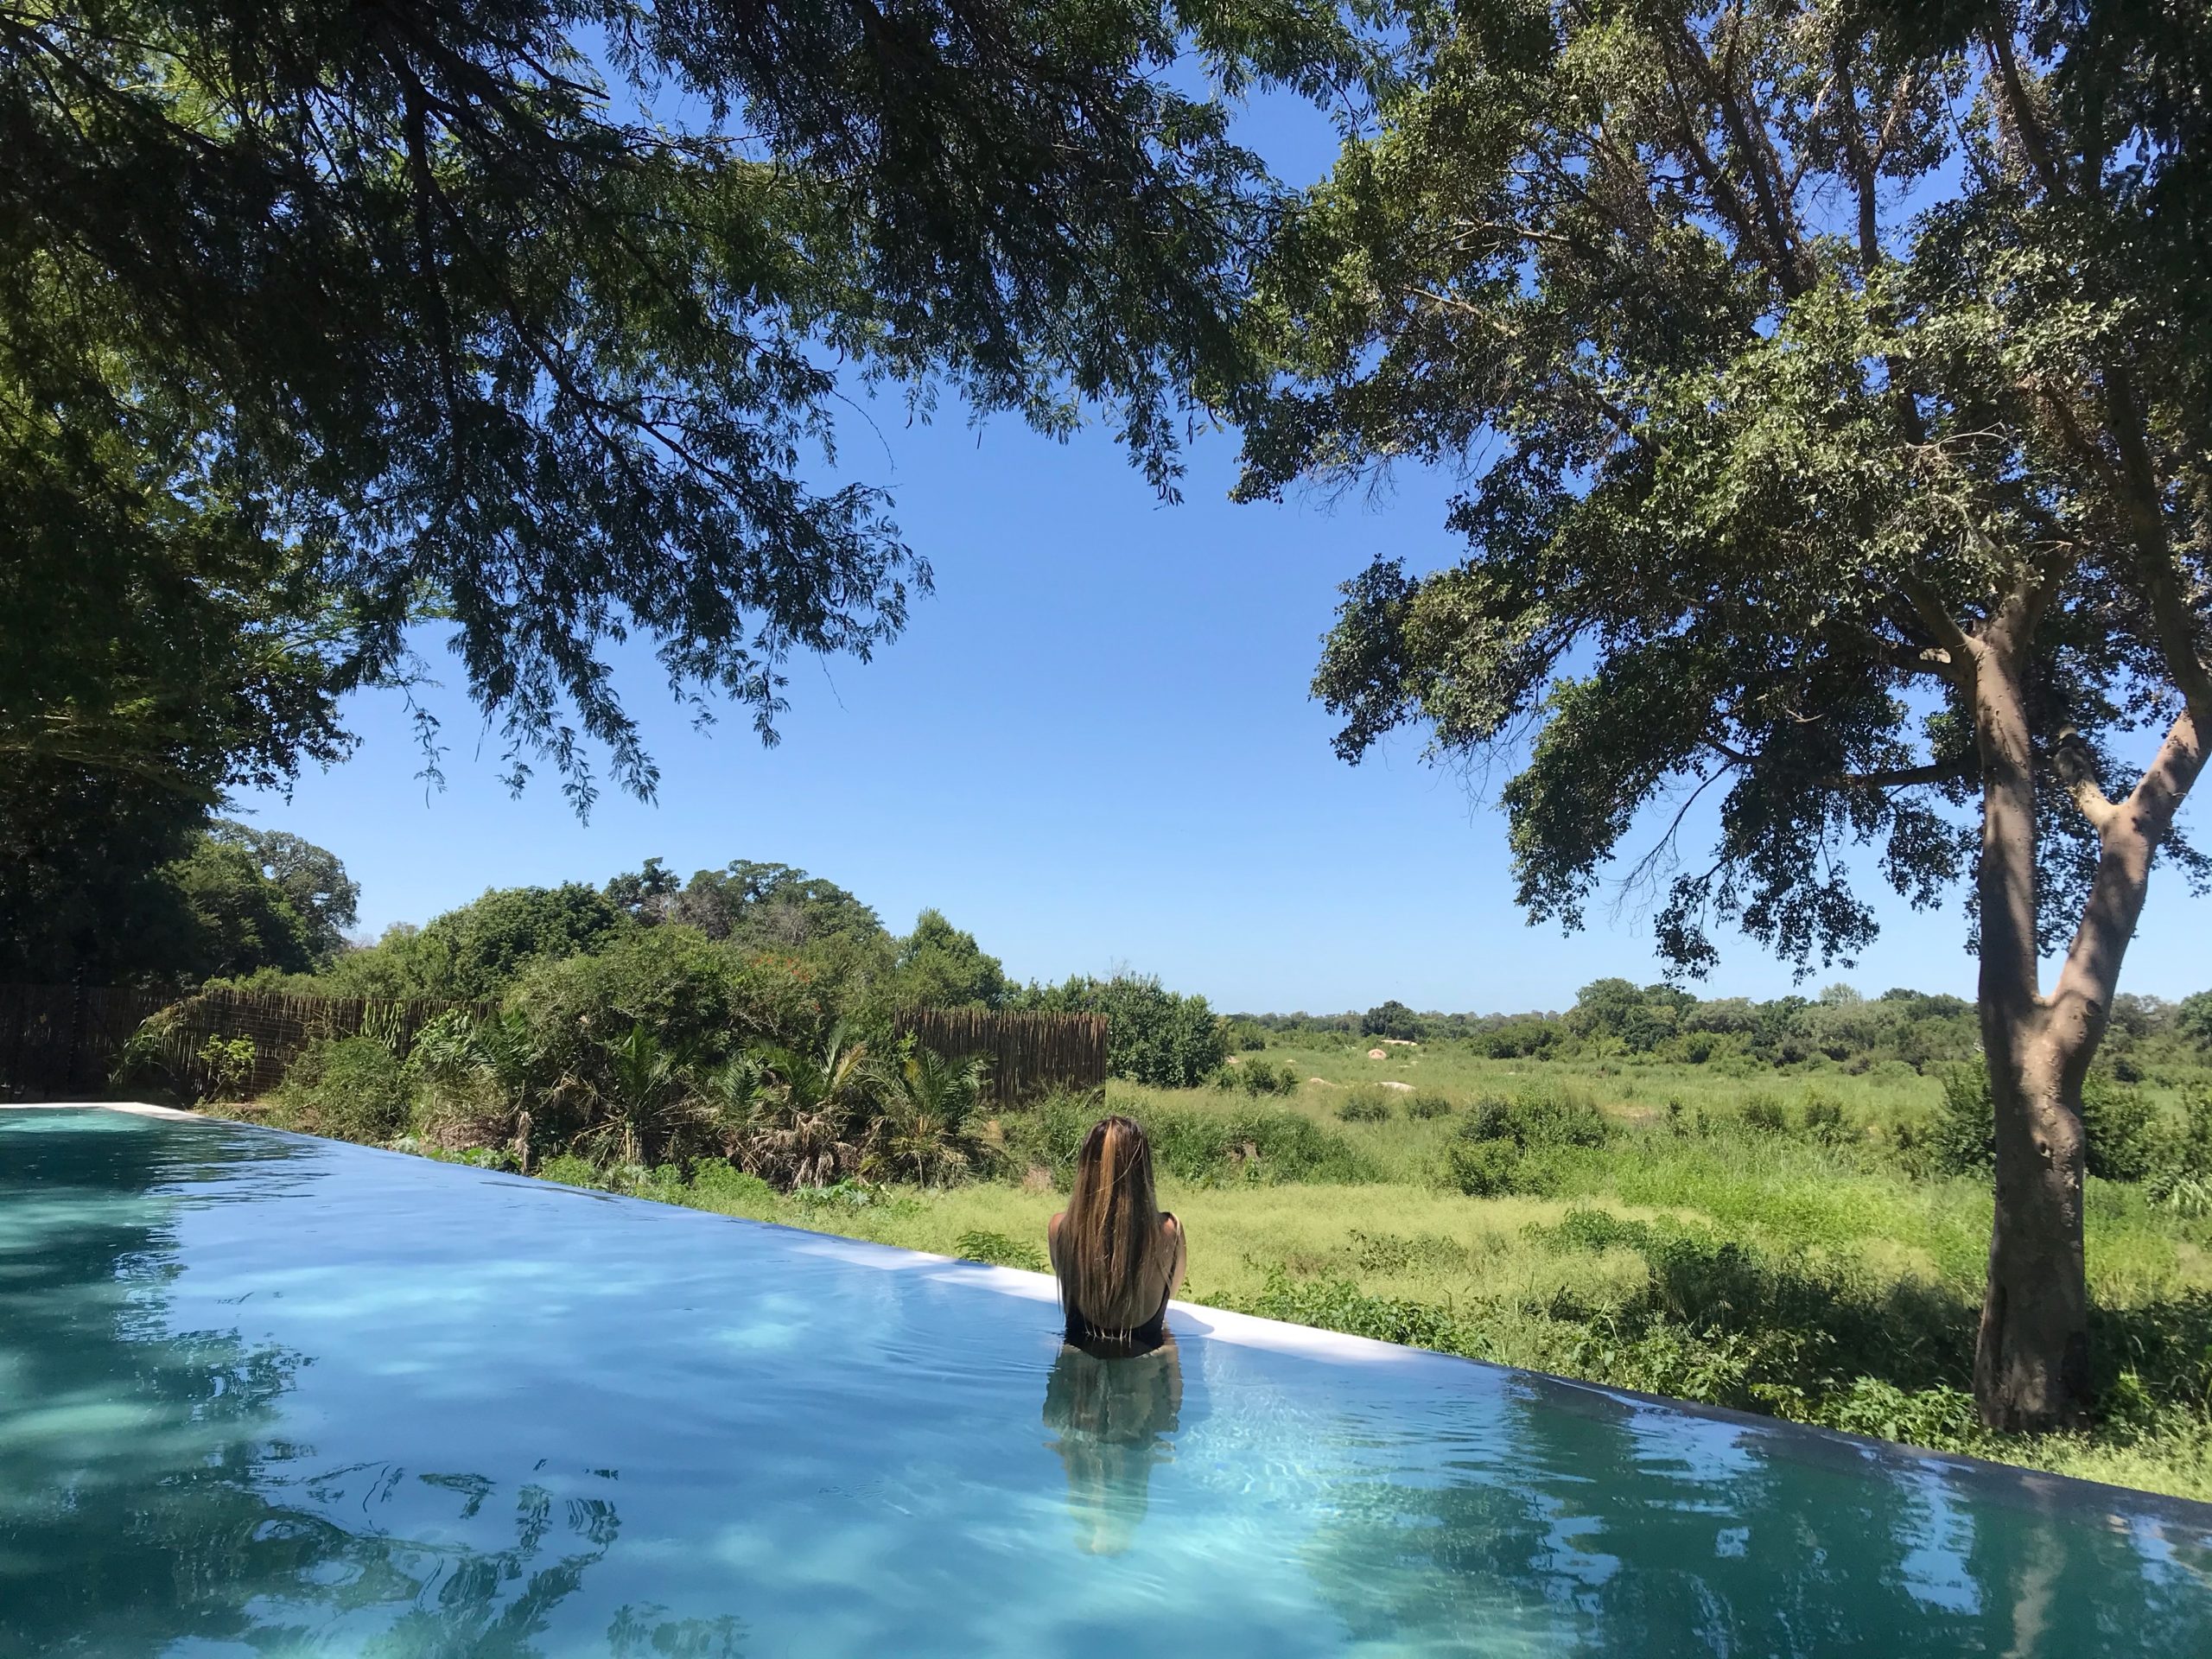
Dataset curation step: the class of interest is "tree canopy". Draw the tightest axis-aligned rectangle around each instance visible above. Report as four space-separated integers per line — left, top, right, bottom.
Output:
0 819 353 985
3 0 1319 801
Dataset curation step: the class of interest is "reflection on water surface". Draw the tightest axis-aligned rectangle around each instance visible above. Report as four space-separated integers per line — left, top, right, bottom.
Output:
2 1108 2207 1656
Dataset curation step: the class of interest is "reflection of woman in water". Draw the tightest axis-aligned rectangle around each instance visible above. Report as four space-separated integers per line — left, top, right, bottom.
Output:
1042 1116 1190 1553
1047 1116 1186 1352
1042 1334 1185 1555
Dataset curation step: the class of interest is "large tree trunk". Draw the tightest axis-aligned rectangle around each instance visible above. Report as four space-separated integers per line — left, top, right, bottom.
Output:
1974 1023 2090 1429
1967 634 2094 1430
1966 617 2204 1429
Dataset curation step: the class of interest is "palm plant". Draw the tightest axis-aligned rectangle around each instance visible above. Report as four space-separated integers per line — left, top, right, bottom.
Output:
581 1022 702 1169
872 1042 990 1188
699 1053 766 1163
747 1020 870 1189
404 1007 545 1158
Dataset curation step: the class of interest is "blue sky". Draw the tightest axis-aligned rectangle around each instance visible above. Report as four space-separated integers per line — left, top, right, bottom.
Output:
227 81 2212 1016
232 397 2212 1013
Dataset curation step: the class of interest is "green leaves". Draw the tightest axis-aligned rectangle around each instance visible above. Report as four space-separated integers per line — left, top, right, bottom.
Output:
1262 3 2212 977
3 0 1300 836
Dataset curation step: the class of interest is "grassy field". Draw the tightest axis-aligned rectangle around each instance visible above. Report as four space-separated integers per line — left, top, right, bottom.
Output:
408 1041 2212 1503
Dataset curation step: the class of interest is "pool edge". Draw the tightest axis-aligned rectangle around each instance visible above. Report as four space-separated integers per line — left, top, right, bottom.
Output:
12 1101 2212 1534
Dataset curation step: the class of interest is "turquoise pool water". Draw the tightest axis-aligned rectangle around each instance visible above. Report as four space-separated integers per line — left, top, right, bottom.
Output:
3 1107 2208 1656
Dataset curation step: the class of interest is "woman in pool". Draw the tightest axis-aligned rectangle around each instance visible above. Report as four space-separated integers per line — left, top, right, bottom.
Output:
1047 1115 1186 1353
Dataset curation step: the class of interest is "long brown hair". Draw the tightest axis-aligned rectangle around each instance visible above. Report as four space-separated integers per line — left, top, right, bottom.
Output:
1057 1116 1171 1343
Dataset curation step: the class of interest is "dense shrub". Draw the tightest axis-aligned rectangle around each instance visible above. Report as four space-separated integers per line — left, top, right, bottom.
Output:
1215 1056 1300 1096
1000 1091 1370 1186
1407 1093 1453 1120
1463 1085 1610 1150
955 1229 1048 1273
1801 1093 1849 1147
2081 1073 2162 1184
1923 1059 1997 1175
1446 1136 1525 1197
1742 1092 1787 1135
1447 1085 1609 1198
276 1035 410 1141
404 882 626 999
1337 1086 1393 1123
1010 973 1225 1088
1921 1060 2164 1183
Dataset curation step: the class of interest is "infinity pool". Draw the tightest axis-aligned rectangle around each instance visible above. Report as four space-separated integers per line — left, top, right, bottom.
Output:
3 1106 2208 1656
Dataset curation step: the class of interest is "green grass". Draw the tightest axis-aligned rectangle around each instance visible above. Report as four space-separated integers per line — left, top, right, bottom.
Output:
353 1049 2212 1502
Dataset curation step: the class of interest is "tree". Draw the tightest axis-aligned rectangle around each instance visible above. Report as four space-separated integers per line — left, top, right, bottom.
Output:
892 910 1010 1009
207 822 360 964
1361 999 1424 1039
407 884 626 999
666 861 887 950
1232 3 2212 1429
1014 974 1225 1088
161 838 319 982
0 817 348 988
5 2 1344 982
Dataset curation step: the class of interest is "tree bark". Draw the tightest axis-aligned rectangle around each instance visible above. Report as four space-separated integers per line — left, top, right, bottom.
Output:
1969 649 2206 1428
1966 635 2093 1430
1974 1023 2090 1430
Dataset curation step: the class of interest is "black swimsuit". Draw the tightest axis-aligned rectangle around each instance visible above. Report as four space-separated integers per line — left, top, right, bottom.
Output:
1059 1213 1178 1354
1062 1292 1173 1354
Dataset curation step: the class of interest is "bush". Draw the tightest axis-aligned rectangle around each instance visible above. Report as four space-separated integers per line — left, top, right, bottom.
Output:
1446 1136 1528 1197
1216 1057 1299 1096
687 1160 777 1207
1802 1093 1850 1146
998 1092 1371 1186
1337 1087 1393 1123
1463 1084 1611 1150
1407 1093 1453 1120
955 1230 1048 1273
196 1034 257 1103
1918 1060 2162 1182
276 1035 410 1141
2152 1087 2212 1213
1011 974 1225 1088
1742 1092 1787 1135
2081 1072 2160 1183
1924 1060 1996 1175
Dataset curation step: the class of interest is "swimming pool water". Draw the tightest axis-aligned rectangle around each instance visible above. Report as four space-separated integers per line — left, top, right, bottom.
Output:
3 1106 2207 1656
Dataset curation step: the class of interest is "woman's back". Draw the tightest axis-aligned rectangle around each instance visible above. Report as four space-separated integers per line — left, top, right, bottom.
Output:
1047 1116 1187 1353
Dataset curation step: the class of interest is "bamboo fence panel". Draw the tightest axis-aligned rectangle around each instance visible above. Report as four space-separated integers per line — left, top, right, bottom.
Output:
893 1007 1107 1107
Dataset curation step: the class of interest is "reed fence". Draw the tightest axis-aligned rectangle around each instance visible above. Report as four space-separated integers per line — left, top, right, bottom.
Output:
0 983 486 1102
893 1007 1108 1107
3 982 1108 1110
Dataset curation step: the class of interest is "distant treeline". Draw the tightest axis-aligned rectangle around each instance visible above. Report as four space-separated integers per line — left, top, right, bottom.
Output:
1231 980 2212 1080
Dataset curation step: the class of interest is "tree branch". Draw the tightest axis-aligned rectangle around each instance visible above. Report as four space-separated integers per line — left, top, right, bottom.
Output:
1984 24 2063 200
2050 709 2208 1039
1824 757 1973 791
2051 727 2120 834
